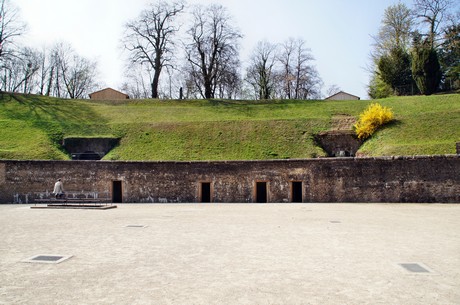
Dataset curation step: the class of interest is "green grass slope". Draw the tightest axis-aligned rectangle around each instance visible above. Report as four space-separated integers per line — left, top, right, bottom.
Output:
358 95 460 156
0 93 458 160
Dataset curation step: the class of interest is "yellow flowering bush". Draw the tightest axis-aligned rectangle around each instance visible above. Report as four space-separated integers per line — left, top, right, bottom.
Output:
354 103 394 140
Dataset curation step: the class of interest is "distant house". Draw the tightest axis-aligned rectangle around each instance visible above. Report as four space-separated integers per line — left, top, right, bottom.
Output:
89 88 129 100
325 91 360 101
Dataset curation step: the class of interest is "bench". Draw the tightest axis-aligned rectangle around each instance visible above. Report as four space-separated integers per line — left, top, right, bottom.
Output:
33 191 112 206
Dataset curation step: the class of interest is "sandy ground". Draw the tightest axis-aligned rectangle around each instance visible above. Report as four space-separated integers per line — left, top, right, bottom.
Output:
0 203 459 305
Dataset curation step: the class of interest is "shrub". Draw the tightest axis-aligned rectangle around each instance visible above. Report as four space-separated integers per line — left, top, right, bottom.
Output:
354 103 394 140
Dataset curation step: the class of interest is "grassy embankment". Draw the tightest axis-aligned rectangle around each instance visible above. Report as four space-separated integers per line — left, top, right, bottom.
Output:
0 93 458 160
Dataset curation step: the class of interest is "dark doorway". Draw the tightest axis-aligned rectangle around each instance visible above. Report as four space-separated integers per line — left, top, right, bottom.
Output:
200 182 211 203
63 137 119 161
112 181 122 203
255 182 268 203
291 181 303 203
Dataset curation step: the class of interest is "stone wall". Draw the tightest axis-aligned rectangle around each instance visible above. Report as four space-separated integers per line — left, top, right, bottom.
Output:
314 131 362 157
0 155 459 204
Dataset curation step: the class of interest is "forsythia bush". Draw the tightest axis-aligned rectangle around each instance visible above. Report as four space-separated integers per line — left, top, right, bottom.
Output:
354 103 394 140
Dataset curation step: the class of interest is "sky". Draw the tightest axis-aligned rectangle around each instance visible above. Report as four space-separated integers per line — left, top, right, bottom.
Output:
14 0 415 99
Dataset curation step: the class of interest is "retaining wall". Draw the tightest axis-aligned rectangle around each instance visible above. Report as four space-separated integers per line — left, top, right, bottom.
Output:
0 155 459 203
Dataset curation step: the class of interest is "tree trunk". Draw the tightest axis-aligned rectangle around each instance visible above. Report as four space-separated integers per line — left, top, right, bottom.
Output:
204 80 213 99
151 55 162 98
151 79 158 99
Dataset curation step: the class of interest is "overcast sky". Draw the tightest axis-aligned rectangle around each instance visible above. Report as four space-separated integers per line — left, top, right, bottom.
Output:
15 0 415 99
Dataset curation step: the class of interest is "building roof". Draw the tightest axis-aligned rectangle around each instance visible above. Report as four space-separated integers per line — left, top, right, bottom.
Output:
88 87 129 99
325 91 360 100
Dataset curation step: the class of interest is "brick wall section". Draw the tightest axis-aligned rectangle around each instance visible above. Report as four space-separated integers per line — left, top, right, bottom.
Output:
0 155 459 203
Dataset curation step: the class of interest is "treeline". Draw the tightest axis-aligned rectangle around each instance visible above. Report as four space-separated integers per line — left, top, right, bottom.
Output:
0 0 322 100
0 0 99 99
0 42 98 99
369 0 459 98
118 1 322 100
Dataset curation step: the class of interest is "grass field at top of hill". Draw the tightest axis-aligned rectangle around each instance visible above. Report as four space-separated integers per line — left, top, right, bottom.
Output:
0 93 459 160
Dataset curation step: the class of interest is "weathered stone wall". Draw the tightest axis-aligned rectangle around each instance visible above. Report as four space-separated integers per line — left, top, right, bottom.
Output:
314 131 362 157
0 155 459 204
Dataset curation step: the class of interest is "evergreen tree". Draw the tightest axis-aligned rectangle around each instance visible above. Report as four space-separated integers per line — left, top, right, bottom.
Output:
439 24 460 90
411 37 442 95
377 46 414 95
368 73 393 99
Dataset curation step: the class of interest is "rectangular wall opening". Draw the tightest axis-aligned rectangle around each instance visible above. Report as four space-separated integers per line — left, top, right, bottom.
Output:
200 182 211 203
112 181 123 203
255 181 268 203
291 181 303 203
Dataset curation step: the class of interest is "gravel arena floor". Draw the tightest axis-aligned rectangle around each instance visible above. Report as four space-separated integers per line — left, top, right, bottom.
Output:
0 203 459 305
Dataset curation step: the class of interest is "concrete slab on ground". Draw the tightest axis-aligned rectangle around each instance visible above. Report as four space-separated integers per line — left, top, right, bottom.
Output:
0 203 459 305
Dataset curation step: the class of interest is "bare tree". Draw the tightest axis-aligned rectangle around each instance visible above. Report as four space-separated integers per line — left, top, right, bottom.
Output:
47 42 99 99
371 2 414 60
0 46 41 93
245 41 278 100
0 53 21 91
0 0 27 93
182 64 202 99
326 84 341 97
0 0 26 64
217 67 241 99
35 47 54 96
48 43 71 98
279 38 295 99
18 47 40 93
414 0 455 48
185 4 242 99
278 38 322 99
123 0 184 98
121 62 153 99
62 56 98 99
214 51 241 99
